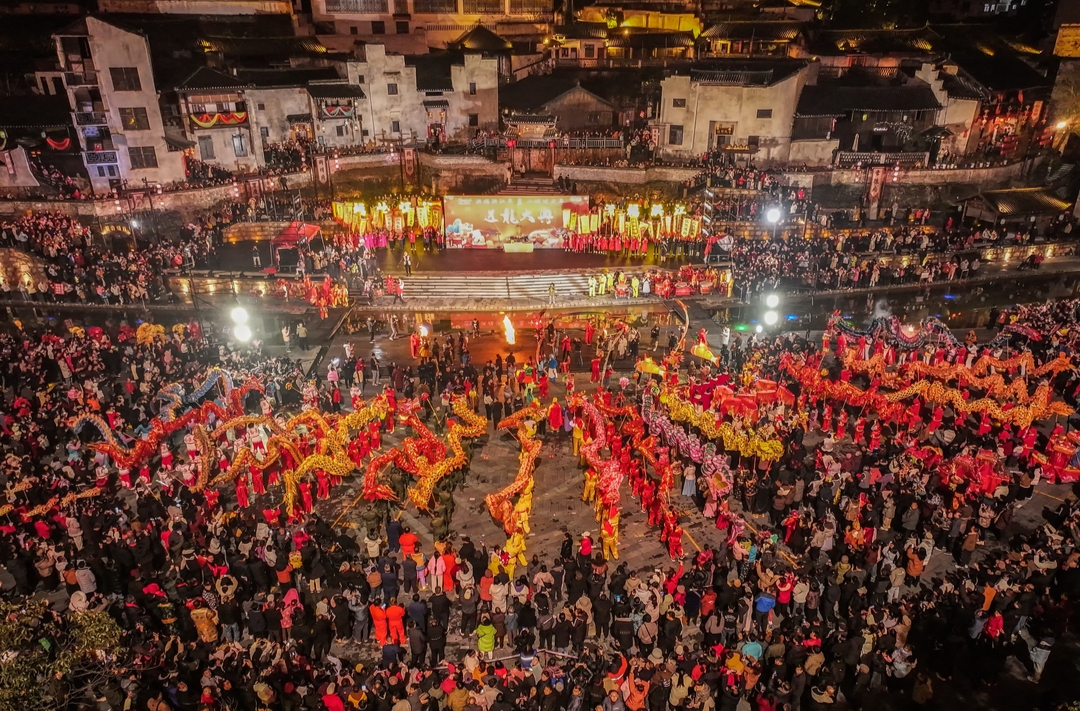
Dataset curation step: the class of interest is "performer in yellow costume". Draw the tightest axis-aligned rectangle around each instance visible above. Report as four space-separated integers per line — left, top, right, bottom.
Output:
601 506 620 560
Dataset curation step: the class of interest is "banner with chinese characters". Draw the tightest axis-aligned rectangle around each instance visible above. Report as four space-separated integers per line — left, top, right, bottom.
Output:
443 195 589 249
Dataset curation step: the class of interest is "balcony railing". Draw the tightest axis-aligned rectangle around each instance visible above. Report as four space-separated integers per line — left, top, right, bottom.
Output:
74 112 108 126
83 150 118 165
471 136 625 149
64 72 98 87
834 151 930 168
554 57 689 68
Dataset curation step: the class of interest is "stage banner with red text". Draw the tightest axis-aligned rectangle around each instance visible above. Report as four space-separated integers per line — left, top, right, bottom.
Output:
443 194 589 250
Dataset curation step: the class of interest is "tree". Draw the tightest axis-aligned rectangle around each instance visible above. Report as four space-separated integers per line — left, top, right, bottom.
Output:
0 598 123 710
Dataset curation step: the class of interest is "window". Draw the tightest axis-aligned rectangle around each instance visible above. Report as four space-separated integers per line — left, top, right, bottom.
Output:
672 98 687 108
469 82 477 95
468 113 479 126
748 135 760 146
372 21 385 34
396 21 409 34
350 26 359 34
668 125 684 145
259 126 269 138
509 0 548 12
232 134 248 158
257 102 266 111
324 0 388 10
109 67 141 92
462 0 501 11
198 135 215 160
356 75 365 84
584 44 595 58
756 109 773 119
336 125 346 136
128 145 157 169
414 0 456 10
387 83 398 95
118 107 150 131
391 120 401 133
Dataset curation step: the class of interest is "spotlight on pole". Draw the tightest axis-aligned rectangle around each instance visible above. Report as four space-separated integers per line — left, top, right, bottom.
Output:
234 323 252 342
231 307 249 325
764 310 778 326
765 293 780 309
766 207 781 224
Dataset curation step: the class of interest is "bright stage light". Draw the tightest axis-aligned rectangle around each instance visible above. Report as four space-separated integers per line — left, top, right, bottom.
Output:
231 307 249 324
765 294 780 309
764 310 778 326
234 323 252 342
766 208 781 224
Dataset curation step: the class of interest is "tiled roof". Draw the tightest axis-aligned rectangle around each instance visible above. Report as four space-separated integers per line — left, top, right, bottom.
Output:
796 84 942 116
499 74 614 113
404 54 457 92
448 25 512 52
237 67 342 88
968 188 1071 216
699 21 803 42
176 67 248 92
940 69 988 101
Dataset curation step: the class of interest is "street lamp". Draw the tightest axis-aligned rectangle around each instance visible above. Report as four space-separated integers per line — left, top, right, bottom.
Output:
766 207 781 240
232 307 251 343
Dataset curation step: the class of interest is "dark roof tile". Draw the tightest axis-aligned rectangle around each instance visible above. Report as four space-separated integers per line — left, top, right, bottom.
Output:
448 25 512 52
966 188 1071 216
699 21 802 42
796 84 942 116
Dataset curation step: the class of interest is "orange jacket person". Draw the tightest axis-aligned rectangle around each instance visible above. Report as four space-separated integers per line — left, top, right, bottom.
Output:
369 603 389 645
385 599 407 644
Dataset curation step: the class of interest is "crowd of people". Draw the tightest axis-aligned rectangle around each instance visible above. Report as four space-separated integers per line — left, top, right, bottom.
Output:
727 222 1071 300
1 262 1080 711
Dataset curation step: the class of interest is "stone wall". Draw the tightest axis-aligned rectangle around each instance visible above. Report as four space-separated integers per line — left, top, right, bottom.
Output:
554 164 700 185
0 172 314 225
417 153 508 194
796 161 1029 188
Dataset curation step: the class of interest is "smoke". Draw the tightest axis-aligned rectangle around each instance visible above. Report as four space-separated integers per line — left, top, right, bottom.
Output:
871 298 892 321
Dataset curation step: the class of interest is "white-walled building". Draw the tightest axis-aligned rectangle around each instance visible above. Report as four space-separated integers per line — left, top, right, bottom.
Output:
54 16 186 194
347 43 498 145
654 59 808 164
915 62 986 157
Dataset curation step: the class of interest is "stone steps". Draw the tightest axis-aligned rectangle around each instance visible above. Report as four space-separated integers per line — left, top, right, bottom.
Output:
398 272 592 300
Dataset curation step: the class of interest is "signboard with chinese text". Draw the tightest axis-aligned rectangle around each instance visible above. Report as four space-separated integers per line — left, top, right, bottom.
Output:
1055 25 1080 57
443 194 589 249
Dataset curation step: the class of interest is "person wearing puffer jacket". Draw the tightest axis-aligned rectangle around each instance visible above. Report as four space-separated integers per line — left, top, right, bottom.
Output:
75 561 97 594
68 589 89 613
